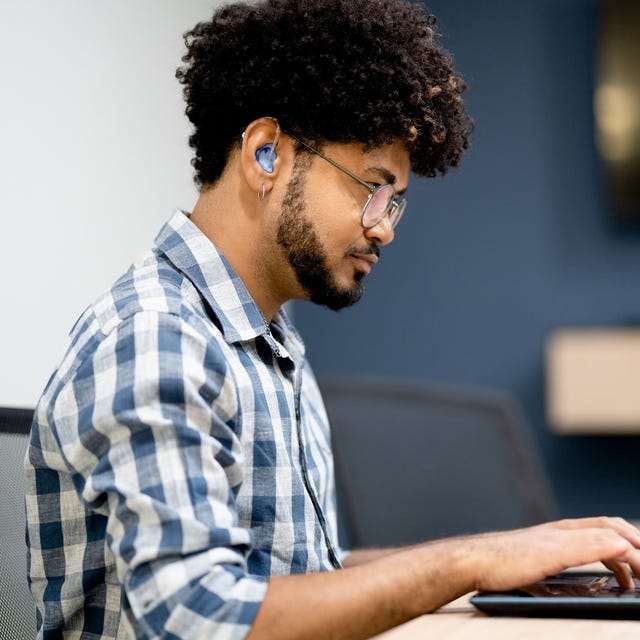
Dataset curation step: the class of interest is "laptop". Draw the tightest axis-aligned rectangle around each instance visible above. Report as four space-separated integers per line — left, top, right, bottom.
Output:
470 571 640 619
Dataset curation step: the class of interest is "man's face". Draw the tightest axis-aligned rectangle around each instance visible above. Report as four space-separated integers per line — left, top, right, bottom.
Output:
275 140 410 310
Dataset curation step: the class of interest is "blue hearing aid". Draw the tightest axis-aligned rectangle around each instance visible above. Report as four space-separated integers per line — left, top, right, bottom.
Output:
256 143 277 173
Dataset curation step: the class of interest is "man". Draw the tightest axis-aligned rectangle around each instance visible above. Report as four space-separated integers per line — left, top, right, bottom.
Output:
26 0 640 638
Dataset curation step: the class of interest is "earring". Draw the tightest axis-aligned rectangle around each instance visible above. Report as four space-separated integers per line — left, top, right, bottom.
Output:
258 184 266 201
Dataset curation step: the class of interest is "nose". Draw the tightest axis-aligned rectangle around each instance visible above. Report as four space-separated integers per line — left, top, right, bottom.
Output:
363 214 395 246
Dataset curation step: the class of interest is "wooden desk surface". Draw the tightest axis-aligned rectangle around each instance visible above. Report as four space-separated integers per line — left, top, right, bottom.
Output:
372 594 640 640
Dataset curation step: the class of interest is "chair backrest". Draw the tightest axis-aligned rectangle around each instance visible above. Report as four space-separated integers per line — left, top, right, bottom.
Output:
318 376 558 549
0 407 37 640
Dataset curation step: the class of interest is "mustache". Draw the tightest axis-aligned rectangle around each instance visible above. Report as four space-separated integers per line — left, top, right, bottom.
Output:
348 244 380 259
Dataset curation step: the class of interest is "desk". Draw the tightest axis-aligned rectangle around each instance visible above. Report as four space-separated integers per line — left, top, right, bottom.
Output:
372 594 640 640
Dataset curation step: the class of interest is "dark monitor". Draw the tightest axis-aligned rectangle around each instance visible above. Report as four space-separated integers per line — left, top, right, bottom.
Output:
595 0 640 224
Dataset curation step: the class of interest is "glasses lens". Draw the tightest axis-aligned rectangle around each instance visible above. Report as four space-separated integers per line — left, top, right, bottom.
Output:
362 184 395 228
389 198 407 229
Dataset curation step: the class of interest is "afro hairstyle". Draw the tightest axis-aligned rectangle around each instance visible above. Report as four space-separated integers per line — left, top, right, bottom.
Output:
176 0 473 188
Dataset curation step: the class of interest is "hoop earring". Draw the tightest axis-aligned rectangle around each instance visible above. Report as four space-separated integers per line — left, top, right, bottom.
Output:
258 184 266 201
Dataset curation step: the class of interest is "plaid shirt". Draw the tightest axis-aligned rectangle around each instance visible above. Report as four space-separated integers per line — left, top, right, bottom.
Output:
25 210 343 639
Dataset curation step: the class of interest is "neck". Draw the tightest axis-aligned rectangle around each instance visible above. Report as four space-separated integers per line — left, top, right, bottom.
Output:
189 174 296 323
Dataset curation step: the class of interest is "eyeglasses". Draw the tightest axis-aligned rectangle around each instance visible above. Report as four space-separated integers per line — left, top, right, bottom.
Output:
284 131 407 230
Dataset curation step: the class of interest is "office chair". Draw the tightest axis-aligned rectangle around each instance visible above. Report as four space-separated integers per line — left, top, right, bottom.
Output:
318 376 558 549
0 407 37 640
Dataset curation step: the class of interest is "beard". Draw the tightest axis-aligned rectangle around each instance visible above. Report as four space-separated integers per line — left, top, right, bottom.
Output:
275 162 372 311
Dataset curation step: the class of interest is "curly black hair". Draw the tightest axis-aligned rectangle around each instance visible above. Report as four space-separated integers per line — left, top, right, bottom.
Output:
176 0 473 188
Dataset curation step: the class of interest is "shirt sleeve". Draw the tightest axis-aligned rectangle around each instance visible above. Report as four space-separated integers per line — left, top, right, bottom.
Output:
52 310 267 639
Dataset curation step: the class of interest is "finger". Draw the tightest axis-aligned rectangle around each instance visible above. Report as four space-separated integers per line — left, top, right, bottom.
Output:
621 546 640 583
614 519 640 547
566 527 640 586
555 517 640 546
602 559 634 590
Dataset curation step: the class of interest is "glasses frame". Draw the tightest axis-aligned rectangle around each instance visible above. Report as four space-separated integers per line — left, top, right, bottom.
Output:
283 130 407 230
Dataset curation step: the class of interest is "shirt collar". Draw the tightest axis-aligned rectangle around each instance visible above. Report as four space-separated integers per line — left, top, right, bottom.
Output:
154 210 305 362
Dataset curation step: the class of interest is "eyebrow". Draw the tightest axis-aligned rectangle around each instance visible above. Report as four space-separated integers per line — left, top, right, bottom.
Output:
367 166 408 196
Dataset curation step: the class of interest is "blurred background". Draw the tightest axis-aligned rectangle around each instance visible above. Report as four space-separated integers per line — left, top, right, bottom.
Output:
296 0 640 520
1 0 638 522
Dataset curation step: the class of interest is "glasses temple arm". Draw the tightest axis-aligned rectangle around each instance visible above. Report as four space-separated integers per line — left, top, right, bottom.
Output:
284 131 374 192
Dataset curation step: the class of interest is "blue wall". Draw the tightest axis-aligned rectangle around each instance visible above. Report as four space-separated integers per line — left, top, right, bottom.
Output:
295 0 640 519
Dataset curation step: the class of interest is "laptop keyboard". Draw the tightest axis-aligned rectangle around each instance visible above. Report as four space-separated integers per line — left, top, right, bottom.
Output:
597 576 640 598
526 574 640 598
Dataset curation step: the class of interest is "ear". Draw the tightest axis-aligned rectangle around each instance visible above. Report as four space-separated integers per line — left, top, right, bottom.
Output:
240 117 284 200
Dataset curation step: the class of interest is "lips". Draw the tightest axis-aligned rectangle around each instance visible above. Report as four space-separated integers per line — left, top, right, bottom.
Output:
352 252 379 266
350 251 379 274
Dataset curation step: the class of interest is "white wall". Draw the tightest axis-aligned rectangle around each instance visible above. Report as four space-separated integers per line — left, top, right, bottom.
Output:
0 1 224 407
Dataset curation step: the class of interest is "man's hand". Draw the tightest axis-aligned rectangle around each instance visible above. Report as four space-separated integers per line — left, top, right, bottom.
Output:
464 516 640 592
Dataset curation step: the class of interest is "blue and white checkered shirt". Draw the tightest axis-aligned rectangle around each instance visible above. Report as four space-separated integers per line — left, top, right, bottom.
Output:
25 210 343 639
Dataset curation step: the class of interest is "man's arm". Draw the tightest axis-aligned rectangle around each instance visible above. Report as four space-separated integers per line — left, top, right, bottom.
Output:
248 517 640 640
